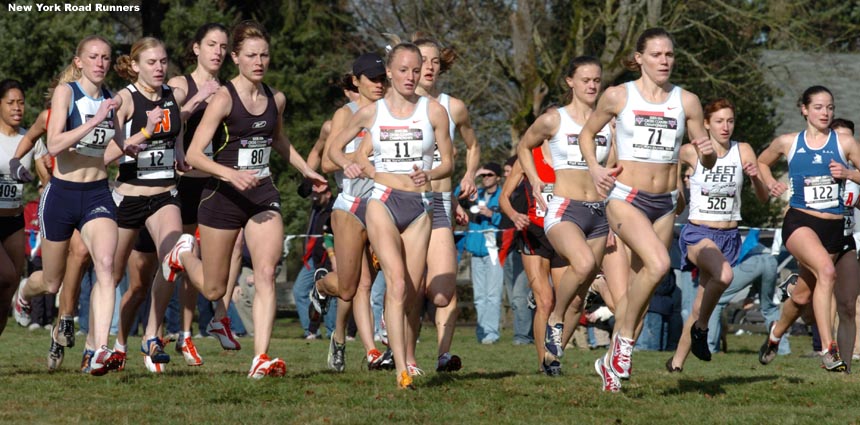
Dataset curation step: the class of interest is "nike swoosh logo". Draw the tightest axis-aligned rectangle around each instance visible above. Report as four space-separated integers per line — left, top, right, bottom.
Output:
667 107 677 110
413 120 422 123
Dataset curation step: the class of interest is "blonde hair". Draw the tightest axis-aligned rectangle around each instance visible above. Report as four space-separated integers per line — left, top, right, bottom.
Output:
58 35 111 82
115 37 166 82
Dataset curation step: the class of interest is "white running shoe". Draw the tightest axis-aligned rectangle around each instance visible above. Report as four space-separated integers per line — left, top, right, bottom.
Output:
162 234 195 282
248 354 286 379
144 354 167 373
206 316 242 350
13 279 31 327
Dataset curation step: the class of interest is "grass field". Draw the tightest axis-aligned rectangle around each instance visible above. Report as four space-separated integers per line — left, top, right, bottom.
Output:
1 319 859 425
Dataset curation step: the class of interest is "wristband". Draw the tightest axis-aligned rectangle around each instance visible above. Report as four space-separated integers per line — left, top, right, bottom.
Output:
140 127 152 139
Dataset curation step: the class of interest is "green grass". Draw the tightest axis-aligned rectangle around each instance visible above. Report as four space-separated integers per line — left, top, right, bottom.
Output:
1 320 859 425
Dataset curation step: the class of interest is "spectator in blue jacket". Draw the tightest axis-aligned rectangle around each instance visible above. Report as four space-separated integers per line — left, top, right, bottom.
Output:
462 162 504 343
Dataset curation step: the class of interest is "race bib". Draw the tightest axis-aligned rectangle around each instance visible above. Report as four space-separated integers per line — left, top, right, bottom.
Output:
803 176 838 210
74 113 115 158
379 126 423 173
237 137 272 178
703 195 734 216
632 112 678 161
137 141 175 180
0 175 23 209
566 134 608 167
535 184 554 218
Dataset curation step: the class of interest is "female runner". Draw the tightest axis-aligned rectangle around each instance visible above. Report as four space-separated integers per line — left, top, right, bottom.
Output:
19 35 126 375
758 86 860 372
327 42 453 389
578 28 714 391
518 56 614 376
106 36 212 372
500 142 572 375
666 98 768 372
181 20 326 378
1 79 34 336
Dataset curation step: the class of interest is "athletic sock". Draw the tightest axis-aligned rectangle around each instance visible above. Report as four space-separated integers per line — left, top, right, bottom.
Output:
769 325 780 344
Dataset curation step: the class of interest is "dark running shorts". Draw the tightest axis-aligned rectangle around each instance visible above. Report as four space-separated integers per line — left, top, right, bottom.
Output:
197 178 281 230
40 177 115 242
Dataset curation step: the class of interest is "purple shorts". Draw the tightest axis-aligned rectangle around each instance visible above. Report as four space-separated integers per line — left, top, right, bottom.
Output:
679 223 741 271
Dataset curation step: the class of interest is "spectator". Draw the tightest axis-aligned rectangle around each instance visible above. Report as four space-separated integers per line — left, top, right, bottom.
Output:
462 162 504 344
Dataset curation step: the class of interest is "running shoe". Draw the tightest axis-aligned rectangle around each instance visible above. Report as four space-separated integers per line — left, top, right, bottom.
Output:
543 357 562 377
47 339 64 371
177 337 204 366
367 349 384 370
141 337 170 364
380 349 396 370
248 354 287 379
80 348 95 373
398 370 414 390
309 269 331 322
144 354 166 373
55 316 75 347
608 334 634 379
90 346 123 376
665 357 682 373
690 325 712 361
758 322 780 365
114 351 126 372
822 342 847 372
206 316 242 350
544 322 564 359
327 334 346 372
407 363 424 376
595 356 621 392
13 279 31 327
773 273 798 304
436 352 462 372
162 233 195 282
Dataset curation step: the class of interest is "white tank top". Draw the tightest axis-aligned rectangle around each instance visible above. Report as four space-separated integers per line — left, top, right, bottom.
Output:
0 128 32 209
370 97 435 174
338 102 374 197
688 141 743 222
431 93 456 169
548 107 611 170
616 81 685 164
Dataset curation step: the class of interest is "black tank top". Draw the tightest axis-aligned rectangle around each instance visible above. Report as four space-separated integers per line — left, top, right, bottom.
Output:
118 84 182 186
183 75 224 154
213 82 278 178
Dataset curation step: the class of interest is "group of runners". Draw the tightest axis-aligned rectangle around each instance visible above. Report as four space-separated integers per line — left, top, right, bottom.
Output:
0 21 857 391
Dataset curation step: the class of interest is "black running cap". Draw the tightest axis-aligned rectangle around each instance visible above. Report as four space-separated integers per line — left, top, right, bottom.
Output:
353 53 386 79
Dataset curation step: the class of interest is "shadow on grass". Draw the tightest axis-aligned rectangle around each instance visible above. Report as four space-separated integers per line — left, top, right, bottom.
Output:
421 371 518 387
660 374 800 396
722 348 759 355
